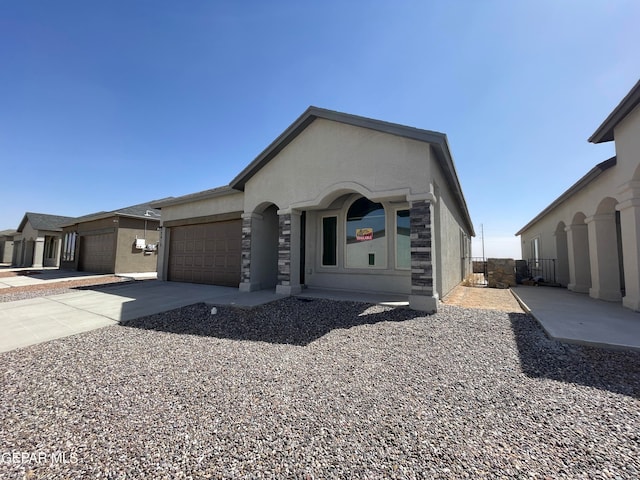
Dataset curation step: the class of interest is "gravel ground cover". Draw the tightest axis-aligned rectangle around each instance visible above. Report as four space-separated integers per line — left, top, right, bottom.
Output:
0 297 638 479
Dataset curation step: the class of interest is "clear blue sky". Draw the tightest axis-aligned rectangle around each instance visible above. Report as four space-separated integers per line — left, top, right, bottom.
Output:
1 1 639 258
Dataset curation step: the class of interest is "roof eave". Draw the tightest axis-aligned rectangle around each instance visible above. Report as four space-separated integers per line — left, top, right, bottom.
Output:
515 156 617 236
431 137 476 237
151 186 241 209
589 79 640 144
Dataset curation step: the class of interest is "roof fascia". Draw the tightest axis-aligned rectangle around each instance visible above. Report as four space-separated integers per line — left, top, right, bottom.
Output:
515 156 617 236
62 212 163 227
430 137 476 237
589 79 640 144
151 186 241 209
16 214 29 233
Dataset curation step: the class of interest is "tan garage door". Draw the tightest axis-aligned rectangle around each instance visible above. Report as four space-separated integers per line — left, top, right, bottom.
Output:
168 220 241 286
79 233 115 273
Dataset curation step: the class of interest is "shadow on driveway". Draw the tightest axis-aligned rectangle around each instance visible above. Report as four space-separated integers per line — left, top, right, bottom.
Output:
509 312 640 399
121 297 421 346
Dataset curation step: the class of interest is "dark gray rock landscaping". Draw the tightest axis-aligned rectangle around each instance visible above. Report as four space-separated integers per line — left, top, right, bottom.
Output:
1 298 638 479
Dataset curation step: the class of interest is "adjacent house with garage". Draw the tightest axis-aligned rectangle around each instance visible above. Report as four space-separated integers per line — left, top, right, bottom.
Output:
516 78 640 311
59 201 163 274
12 213 74 268
154 107 474 312
0 229 17 264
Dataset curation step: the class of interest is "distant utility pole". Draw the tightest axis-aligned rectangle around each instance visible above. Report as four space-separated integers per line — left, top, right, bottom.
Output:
481 224 485 261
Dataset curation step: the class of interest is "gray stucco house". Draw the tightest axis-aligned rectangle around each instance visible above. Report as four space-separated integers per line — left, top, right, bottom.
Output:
59 202 163 274
0 229 17 264
12 213 75 268
154 107 474 312
517 78 640 311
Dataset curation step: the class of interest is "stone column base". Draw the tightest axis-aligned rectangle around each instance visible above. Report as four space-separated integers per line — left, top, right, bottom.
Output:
409 294 438 313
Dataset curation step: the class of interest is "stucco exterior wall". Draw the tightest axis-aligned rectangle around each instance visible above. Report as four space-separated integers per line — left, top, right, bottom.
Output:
431 152 472 297
160 192 244 223
243 119 432 212
61 216 160 273
13 221 63 268
518 166 618 260
114 217 160 273
1 238 14 263
613 103 640 180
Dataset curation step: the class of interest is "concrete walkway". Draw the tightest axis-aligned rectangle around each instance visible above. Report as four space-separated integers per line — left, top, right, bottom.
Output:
0 279 414 353
0 281 285 353
512 285 640 351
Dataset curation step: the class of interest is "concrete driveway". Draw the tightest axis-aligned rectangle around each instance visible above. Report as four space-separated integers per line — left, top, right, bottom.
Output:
0 281 262 353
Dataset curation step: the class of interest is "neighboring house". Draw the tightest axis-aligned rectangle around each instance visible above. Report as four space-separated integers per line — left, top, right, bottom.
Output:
153 107 474 312
0 229 17 264
516 79 640 311
12 213 75 268
60 202 163 274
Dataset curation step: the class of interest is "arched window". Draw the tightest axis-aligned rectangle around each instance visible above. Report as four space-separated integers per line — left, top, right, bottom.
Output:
346 197 386 268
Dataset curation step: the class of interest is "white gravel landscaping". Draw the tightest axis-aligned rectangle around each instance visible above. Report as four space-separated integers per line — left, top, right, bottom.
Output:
0 297 638 479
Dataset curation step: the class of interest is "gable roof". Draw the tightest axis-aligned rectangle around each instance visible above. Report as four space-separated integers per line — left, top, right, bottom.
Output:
62 199 171 227
515 156 617 236
17 212 75 233
589 79 640 144
229 106 474 236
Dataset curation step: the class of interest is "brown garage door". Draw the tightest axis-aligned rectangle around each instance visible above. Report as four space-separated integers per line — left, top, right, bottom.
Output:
168 220 241 286
79 233 115 273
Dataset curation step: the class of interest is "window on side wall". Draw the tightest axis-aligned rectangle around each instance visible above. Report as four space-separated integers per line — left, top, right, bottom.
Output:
322 216 337 266
396 210 410 269
531 237 540 267
62 232 77 262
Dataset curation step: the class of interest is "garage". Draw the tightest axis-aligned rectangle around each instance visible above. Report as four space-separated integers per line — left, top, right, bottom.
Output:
79 232 115 273
168 220 241 286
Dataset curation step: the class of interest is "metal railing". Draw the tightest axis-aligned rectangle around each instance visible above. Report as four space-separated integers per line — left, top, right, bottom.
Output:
520 258 558 285
469 257 488 286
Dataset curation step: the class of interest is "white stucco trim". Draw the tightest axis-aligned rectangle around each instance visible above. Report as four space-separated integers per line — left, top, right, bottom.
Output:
290 181 413 211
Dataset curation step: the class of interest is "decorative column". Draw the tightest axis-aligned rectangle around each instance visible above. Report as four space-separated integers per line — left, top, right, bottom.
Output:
408 198 438 312
157 227 169 281
617 181 640 311
239 213 259 292
585 213 622 301
32 236 45 268
276 209 302 295
565 223 591 293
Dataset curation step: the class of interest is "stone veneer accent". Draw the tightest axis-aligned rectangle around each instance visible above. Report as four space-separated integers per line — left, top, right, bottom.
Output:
278 213 291 286
240 216 252 284
410 200 433 296
487 258 516 288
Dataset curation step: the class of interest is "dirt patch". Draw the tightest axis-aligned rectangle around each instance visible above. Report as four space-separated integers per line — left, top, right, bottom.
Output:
442 284 524 312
